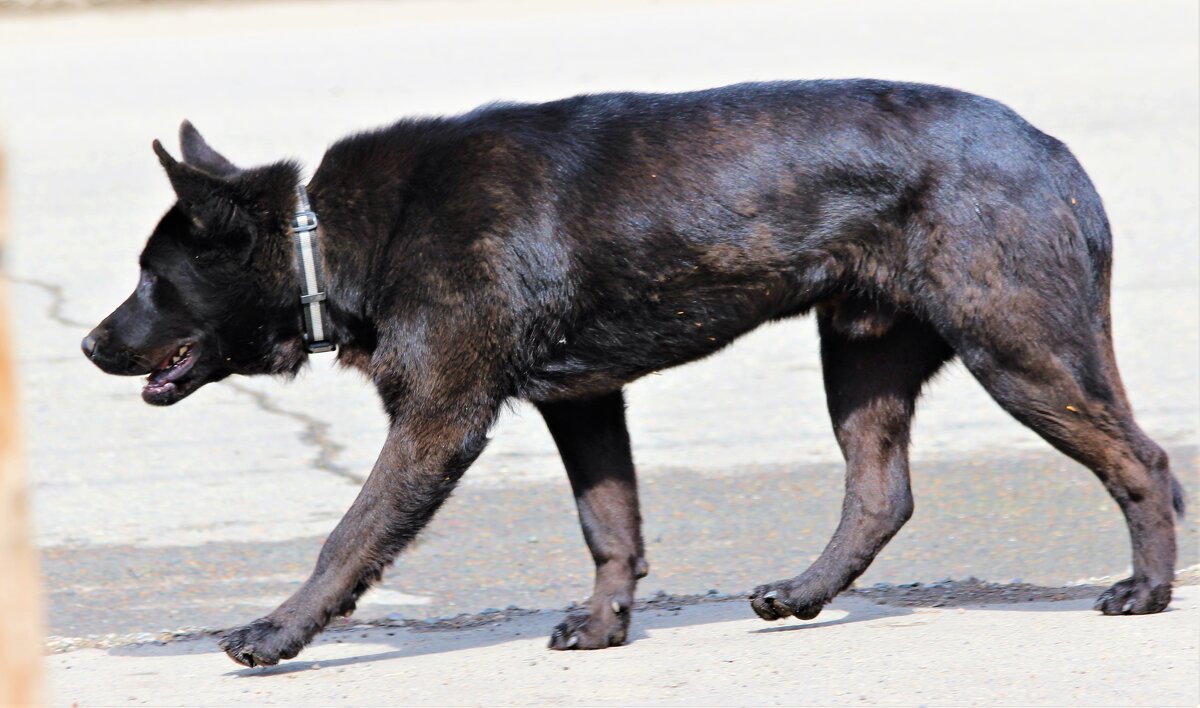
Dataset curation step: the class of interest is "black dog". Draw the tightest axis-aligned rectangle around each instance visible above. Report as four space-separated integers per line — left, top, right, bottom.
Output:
82 80 1183 667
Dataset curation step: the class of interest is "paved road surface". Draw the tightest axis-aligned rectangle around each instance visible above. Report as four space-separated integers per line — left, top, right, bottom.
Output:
48 587 1200 706
0 0 1196 644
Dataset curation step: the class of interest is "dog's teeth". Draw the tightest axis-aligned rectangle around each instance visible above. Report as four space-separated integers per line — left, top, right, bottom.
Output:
179 346 189 355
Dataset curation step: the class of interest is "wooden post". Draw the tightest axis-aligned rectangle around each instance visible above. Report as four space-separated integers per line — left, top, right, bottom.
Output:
0 147 43 705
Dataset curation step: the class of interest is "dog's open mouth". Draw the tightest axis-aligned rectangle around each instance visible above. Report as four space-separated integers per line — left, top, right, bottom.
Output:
142 342 197 404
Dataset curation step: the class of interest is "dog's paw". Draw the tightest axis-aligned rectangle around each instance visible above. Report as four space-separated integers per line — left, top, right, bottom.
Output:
1093 577 1172 615
749 581 827 622
219 618 306 667
548 605 630 650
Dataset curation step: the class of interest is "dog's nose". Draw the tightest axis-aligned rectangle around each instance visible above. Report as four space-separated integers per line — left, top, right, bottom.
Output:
81 333 98 359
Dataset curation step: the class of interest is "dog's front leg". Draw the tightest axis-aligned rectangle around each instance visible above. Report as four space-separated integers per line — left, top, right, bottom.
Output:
219 415 491 667
537 391 648 649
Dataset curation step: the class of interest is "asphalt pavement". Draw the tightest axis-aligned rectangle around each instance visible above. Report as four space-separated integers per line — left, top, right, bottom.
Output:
0 0 1196 661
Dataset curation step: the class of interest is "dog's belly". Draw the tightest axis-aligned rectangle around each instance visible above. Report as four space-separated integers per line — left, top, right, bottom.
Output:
521 265 822 401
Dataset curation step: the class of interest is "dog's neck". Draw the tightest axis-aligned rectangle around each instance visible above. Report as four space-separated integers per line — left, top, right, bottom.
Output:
299 180 392 371
296 127 431 371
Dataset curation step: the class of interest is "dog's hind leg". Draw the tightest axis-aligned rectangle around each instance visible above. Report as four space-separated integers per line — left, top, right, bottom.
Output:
908 179 1181 613
537 390 648 649
946 321 1178 614
750 307 953 621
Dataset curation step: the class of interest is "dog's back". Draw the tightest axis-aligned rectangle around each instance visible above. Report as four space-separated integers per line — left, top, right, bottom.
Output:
312 81 1110 399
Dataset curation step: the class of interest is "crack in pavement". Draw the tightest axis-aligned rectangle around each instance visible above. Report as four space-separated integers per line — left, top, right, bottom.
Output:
5 274 91 329
225 380 366 486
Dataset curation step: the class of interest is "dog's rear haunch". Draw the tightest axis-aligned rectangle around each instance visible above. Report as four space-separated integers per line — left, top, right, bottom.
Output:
82 80 1183 667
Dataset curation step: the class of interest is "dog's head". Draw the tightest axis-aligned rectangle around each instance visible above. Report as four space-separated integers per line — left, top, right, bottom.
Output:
82 122 308 405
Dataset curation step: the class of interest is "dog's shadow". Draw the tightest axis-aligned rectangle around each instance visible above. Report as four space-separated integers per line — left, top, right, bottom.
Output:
749 602 913 634
107 586 1113 676
103 600 914 676
206 599 913 676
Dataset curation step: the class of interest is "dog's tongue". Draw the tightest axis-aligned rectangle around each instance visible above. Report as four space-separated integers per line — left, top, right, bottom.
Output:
148 350 193 385
146 370 170 385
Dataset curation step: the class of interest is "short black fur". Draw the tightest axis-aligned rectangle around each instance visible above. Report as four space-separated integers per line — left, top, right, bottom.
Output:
82 80 1183 667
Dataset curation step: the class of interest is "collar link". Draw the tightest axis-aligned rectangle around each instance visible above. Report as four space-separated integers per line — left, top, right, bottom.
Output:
291 184 335 354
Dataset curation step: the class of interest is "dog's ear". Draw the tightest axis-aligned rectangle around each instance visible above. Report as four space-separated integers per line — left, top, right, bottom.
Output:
179 120 239 177
154 139 218 205
153 139 249 237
